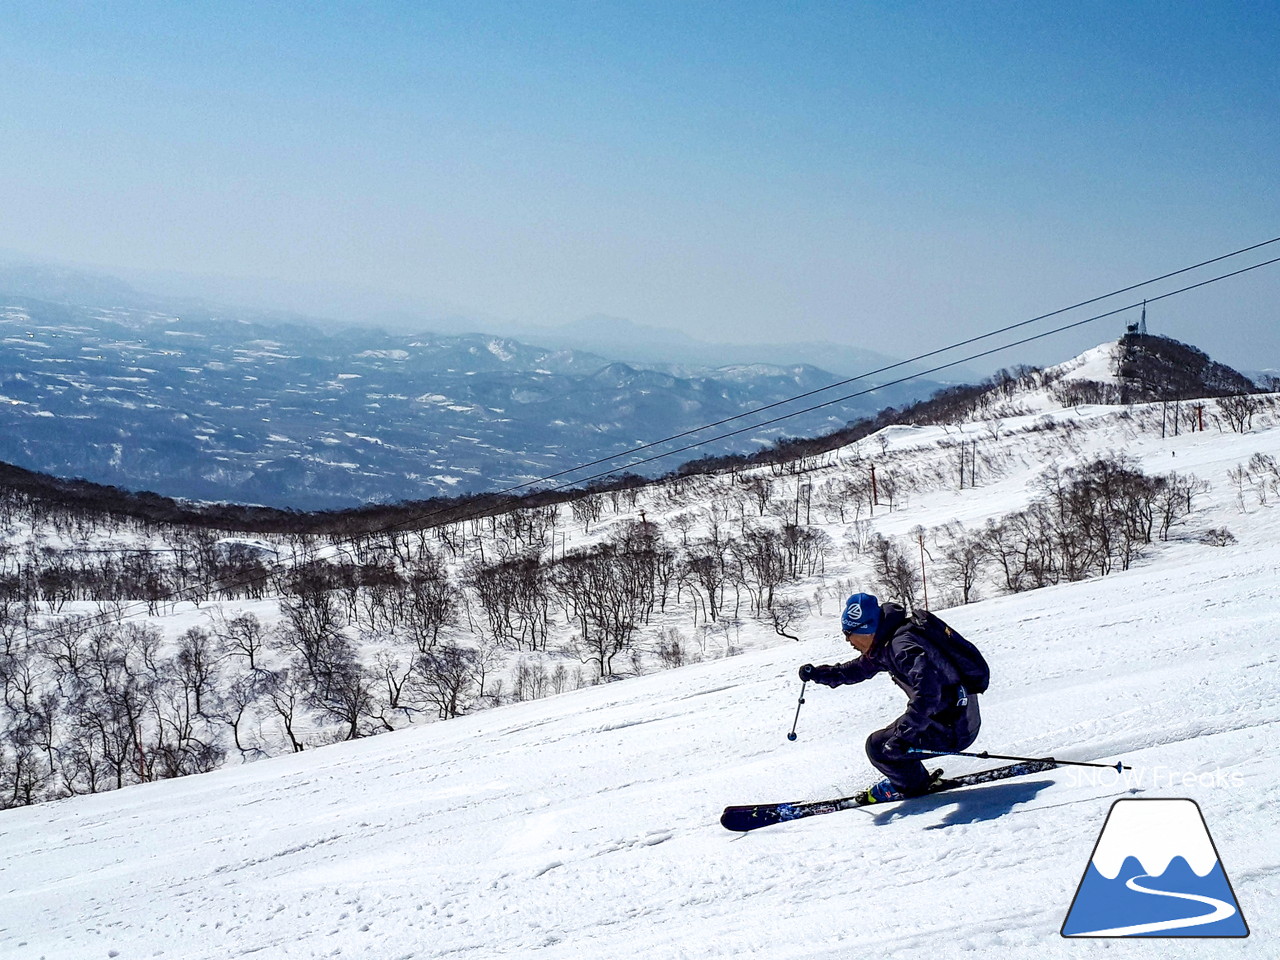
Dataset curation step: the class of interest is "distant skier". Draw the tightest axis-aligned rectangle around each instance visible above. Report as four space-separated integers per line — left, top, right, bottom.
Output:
799 593 987 804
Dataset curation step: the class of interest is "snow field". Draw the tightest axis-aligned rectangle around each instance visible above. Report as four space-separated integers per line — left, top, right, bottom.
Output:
1 521 1276 959
1 359 1279 957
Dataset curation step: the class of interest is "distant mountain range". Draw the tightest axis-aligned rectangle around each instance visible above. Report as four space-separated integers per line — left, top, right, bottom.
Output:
0 290 942 509
0 255 964 379
477 313 955 381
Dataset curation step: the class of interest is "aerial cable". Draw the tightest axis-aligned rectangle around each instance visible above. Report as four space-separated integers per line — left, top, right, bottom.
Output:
508 234 1280 490
524 251 1280 496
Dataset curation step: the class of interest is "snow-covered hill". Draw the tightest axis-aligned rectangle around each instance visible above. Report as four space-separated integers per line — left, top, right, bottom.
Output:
1 352 1278 958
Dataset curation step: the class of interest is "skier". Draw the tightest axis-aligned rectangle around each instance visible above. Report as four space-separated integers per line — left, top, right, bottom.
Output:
799 592 983 804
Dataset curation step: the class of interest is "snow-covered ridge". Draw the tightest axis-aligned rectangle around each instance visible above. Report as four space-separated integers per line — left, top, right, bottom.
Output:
1046 339 1121 385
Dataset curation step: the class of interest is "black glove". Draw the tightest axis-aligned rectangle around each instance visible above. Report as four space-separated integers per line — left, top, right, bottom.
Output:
801 664 842 687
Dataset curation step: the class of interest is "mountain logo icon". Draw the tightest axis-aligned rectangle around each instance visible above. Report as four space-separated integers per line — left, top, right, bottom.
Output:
1061 798 1248 937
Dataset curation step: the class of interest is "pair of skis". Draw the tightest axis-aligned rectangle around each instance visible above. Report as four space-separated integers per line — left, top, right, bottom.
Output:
720 758 1059 833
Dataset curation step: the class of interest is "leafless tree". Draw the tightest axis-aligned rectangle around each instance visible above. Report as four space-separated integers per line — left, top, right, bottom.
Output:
172 627 221 717
934 526 987 605
216 669 271 760
400 554 459 653
414 645 478 719
211 611 269 672
740 476 774 516
276 588 350 690
769 597 804 640
552 542 655 679
570 495 604 533
732 525 786 616
867 534 920 611
316 661 379 741
654 627 689 668
1216 394 1259 433
263 668 309 753
465 553 549 651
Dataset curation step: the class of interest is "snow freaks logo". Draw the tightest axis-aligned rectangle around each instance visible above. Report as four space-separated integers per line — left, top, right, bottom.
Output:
1063 765 1244 791
1061 799 1249 938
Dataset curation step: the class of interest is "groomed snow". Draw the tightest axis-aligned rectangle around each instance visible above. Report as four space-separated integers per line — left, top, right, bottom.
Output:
1 377 1279 958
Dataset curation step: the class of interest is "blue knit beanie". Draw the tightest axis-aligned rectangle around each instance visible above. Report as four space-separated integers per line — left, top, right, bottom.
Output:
841 593 881 635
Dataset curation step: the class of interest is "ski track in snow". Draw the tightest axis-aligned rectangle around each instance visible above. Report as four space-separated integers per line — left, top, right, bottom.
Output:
1 387 1279 958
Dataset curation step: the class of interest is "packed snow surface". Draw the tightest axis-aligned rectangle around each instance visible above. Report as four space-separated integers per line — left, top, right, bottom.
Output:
2 384 1279 958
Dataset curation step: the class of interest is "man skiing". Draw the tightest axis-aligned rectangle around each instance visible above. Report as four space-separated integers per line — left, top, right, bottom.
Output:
799 592 984 804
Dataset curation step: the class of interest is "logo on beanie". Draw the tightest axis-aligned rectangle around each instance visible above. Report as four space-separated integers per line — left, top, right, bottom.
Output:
841 593 880 633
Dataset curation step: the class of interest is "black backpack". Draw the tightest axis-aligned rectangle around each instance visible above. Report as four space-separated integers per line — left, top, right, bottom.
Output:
910 610 990 694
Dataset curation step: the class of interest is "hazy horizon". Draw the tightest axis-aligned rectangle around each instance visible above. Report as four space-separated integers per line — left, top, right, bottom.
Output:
3 2 1278 374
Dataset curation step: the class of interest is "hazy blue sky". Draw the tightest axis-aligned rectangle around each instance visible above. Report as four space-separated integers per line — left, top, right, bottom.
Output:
3 1 1278 371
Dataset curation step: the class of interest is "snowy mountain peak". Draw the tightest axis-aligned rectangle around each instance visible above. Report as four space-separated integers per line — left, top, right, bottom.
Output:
951 335 1260 421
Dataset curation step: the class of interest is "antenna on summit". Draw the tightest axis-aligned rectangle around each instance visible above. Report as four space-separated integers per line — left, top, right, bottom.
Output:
1125 300 1148 336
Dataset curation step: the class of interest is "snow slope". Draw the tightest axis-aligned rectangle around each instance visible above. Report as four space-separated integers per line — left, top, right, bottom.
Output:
1048 339 1121 385
2 391 1279 958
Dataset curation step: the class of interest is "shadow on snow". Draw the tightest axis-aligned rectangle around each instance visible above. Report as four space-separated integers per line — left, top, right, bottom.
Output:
865 779 1056 829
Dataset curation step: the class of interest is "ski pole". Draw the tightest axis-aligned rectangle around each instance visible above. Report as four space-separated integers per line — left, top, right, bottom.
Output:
787 681 807 741
908 748 1129 772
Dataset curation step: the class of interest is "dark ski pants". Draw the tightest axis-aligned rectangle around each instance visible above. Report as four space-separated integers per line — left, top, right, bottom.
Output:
866 697 981 795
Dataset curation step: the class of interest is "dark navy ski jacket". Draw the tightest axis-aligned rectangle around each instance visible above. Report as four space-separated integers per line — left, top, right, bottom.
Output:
810 603 974 743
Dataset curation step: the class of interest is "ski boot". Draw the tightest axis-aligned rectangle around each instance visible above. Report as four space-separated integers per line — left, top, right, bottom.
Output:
856 769 944 804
